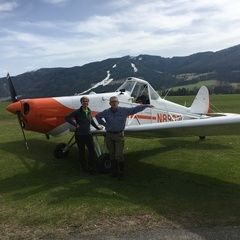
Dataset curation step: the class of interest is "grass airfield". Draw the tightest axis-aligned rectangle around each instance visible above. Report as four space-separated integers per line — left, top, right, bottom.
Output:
0 95 240 239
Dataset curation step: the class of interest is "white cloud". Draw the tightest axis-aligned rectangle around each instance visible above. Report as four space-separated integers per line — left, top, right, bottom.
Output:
42 0 69 5
108 0 137 8
18 21 59 29
74 16 119 35
0 1 18 12
1 0 240 76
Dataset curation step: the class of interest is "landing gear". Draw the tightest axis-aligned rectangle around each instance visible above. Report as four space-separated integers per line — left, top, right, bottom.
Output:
96 153 111 173
53 135 76 159
53 134 111 173
54 143 70 159
93 135 112 173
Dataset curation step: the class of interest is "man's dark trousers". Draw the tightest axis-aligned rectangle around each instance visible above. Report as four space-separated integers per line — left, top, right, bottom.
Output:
75 134 95 171
105 132 124 176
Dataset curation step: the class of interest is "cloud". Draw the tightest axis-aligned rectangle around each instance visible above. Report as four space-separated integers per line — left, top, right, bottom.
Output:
42 0 69 5
1 0 240 76
108 0 137 9
67 1 220 35
0 1 18 12
18 21 60 29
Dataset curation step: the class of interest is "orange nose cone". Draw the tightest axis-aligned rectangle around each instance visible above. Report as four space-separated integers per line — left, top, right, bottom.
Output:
6 101 21 114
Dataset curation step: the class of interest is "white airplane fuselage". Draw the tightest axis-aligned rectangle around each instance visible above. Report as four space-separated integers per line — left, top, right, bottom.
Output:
6 77 209 136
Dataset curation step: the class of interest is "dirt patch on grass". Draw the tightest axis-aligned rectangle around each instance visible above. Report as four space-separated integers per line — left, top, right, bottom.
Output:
0 214 176 239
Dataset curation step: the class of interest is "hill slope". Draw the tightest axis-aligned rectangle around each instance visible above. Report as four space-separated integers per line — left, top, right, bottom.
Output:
1 44 240 98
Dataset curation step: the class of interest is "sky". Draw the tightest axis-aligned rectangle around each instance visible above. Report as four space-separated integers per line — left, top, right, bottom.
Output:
1 0 240 77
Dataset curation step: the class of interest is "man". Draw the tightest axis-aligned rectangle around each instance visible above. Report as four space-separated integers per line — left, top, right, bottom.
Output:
65 96 101 173
96 96 153 178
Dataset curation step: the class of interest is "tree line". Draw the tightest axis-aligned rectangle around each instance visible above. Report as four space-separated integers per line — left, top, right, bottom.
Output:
161 85 240 96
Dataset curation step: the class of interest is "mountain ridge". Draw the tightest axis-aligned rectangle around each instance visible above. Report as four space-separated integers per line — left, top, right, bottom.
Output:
1 44 240 98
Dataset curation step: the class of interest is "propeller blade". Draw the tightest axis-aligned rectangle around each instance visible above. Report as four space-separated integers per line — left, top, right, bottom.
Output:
6 73 29 149
17 112 29 150
7 73 18 102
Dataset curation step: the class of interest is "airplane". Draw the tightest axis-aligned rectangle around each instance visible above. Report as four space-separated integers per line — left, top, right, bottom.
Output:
5 74 240 171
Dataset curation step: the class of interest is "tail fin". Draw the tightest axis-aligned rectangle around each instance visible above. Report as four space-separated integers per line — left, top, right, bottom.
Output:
190 86 209 114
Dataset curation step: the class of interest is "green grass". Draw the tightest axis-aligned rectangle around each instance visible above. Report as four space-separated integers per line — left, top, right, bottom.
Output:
0 96 240 237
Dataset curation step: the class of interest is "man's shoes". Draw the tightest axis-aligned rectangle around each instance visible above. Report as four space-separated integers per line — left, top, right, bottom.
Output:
119 162 124 172
111 170 119 178
111 166 119 177
117 172 124 180
88 168 97 175
80 160 88 173
118 162 124 179
111 160 119 178
82 167 88 173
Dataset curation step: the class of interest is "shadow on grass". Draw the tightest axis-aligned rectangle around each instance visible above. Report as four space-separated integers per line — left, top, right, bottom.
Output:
0 138 240 236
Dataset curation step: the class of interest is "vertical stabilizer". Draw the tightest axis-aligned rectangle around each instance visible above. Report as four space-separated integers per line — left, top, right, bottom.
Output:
190 86 209 114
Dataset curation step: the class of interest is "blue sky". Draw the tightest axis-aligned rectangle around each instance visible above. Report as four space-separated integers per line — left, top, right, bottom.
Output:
1 0 240 77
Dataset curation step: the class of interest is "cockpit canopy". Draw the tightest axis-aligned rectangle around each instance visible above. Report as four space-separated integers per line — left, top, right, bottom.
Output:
116 77 160 104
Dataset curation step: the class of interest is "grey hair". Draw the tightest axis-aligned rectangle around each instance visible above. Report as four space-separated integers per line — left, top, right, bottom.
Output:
109 96 119 102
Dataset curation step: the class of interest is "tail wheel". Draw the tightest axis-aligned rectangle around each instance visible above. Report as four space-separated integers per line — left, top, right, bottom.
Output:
54 143 69 159
199 136 206 140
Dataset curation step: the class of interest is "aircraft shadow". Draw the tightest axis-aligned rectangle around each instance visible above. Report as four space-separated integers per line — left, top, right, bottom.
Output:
0 139 239 239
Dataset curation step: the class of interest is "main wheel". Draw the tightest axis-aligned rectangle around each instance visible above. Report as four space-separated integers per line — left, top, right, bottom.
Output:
54 143 69 159
96 153 112 173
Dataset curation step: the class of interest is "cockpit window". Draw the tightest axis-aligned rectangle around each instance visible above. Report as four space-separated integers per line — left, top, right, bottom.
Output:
149 85 160 100
117 81 136 93
128 82 149 104
116 79 160 104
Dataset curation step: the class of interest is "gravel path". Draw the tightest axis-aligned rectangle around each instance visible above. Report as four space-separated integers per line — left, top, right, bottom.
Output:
70 226 240 240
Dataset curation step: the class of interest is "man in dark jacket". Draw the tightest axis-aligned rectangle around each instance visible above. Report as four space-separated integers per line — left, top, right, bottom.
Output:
65 96 101 173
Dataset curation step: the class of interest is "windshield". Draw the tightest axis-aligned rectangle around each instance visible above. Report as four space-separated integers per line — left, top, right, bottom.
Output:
131 83 148 103
116 78 160 103
117 81 136 93
149 85 160 100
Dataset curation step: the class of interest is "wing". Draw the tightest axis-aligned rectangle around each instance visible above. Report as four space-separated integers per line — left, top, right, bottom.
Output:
124 113 240 138
92 113 240 138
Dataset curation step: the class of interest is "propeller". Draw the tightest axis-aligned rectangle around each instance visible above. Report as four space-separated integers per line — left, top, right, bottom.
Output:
7 73 29 150
7 73 18 102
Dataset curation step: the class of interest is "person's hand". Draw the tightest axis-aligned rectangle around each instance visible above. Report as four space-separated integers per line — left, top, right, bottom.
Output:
98 125 104 130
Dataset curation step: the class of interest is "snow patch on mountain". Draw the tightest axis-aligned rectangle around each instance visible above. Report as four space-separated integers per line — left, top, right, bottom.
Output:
131 63 138 72
112 64 117 68
79 70 113 94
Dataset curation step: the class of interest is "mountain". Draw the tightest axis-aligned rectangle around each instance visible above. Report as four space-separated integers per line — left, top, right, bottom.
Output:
1 44 240 99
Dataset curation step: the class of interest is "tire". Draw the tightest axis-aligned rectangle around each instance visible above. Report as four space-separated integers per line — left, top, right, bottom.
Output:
96 153 112 173
54 143 69 159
